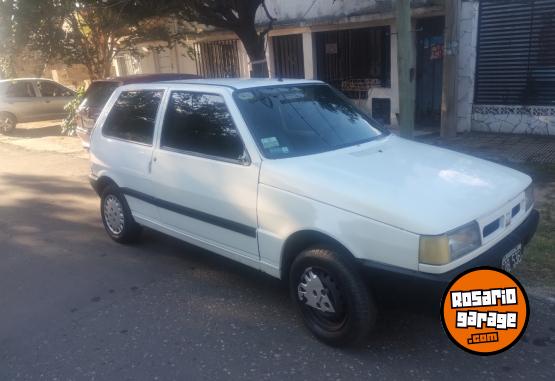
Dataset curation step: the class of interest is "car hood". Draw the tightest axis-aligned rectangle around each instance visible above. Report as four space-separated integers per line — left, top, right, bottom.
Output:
259 135 531 235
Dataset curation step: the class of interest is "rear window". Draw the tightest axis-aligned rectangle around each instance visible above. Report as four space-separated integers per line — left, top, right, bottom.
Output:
103 90 163 145
82 81 120 108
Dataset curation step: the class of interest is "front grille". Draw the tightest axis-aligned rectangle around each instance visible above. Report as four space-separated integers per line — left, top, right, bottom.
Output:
512 204 521 217
483 218 500 238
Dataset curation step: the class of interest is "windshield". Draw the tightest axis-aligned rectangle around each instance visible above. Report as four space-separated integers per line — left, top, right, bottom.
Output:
233 84 386 159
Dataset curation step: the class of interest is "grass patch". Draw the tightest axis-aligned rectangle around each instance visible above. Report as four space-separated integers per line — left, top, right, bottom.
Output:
509 163 555 288
514 199 555 288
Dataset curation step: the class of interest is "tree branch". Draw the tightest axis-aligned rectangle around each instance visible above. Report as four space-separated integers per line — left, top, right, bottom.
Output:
260 0 276 37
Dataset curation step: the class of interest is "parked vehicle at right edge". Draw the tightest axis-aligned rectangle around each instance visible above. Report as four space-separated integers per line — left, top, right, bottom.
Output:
89 78 539 346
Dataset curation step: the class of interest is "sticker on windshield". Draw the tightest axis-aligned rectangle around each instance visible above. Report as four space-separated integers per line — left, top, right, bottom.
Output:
261 137 280 149
269 146 289 155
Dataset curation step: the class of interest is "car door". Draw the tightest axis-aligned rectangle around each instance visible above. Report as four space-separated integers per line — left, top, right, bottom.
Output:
35 80 76 119
150 88 260 262
94 87 166 220
2 81 41 122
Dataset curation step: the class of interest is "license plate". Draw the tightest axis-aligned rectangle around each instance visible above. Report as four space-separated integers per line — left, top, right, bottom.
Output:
502 244 522 272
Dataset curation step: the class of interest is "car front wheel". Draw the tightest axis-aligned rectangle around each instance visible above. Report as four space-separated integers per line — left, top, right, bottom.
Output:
100 185 141 244
289 246 376 346
0 113 16 134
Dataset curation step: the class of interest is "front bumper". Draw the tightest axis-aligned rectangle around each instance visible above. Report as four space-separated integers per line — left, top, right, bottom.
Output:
358 209 540 288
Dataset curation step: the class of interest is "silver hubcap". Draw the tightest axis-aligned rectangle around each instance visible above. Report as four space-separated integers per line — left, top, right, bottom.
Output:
104 195 124 235
298 268 336 313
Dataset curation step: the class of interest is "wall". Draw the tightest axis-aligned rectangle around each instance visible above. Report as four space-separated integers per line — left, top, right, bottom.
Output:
49 64 91 89
258 0 441 26
114 42 199 77
472 106 555 135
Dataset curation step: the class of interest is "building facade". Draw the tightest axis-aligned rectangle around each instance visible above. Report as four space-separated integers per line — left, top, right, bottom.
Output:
114 0 555 136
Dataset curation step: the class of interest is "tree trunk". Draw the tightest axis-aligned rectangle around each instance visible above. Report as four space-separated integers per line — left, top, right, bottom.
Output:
247 41 269 78
85 63 100 81
237 31 269 78
103 58 113 79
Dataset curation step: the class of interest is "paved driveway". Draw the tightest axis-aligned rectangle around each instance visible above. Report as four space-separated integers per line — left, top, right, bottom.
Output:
0 142 554 380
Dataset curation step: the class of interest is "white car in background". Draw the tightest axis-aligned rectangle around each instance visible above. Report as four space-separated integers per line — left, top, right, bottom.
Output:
88 79 539 346
0 78 75 134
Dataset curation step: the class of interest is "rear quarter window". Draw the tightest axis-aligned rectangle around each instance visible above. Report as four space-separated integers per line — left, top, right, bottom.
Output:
5 81 36 98
102 90 164 145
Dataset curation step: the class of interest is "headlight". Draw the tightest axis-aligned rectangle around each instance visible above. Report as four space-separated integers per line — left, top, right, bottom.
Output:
524 183 534 211
419 221 481 265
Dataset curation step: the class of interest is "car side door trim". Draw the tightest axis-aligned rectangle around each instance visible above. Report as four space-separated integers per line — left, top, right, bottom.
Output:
120 187 257 238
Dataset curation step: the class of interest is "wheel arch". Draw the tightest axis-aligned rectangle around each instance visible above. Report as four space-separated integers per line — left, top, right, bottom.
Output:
92 175 119 196
280 229 357 281
0 111 17 123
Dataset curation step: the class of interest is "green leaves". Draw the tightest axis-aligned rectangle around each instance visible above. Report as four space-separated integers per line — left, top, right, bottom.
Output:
61 84 86 136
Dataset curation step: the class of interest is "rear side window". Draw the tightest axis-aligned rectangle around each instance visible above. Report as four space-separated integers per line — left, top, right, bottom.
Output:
5 82 36 98
160 91 246 161
103 90 163 145
37 81 74 97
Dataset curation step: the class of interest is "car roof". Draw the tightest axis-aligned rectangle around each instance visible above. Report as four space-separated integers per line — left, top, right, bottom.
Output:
93 73 200 86
158 78 324 90
0 78 59 83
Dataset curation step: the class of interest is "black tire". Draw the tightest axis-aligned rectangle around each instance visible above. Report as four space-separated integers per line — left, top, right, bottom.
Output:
100 185 141 244
0 112 16 134
289 246 376 346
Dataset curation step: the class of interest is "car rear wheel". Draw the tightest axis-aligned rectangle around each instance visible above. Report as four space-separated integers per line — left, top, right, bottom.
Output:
0 113 16 134
289 246 376 346
100 185 141 244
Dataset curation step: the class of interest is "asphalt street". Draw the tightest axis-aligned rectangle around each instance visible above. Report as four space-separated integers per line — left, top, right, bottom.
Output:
0 142 554 380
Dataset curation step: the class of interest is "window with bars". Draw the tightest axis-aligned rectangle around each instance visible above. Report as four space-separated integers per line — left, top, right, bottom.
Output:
195 40 240 78
475 0 555 105
272 34 305 79
314 26 391 98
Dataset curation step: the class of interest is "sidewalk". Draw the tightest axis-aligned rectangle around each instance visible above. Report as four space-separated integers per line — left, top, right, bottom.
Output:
0 121 87 159
418 132 555 165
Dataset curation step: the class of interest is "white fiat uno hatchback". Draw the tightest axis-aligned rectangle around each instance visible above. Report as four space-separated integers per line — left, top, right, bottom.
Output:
89 79 539 346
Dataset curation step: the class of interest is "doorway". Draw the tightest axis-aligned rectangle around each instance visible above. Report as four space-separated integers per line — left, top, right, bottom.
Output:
415 16 445 131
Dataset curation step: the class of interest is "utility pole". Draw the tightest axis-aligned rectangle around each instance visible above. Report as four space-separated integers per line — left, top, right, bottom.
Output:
441 0 460 138
395 0 416 139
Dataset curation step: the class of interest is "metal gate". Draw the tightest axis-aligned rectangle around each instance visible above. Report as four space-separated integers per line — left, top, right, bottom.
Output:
475 0 555 105
272 34 305 79
415 16 445 129
195 40 240 78
314 26 390 96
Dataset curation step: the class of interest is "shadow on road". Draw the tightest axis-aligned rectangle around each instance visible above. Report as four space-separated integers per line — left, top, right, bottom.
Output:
8 124 62 138
1 171 554 380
